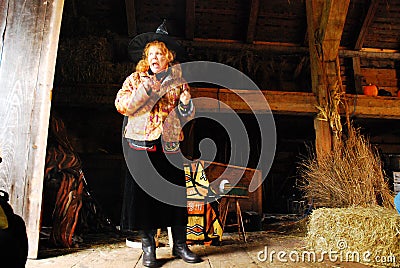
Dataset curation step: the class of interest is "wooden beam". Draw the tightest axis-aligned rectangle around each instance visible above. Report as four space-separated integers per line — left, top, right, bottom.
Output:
318 0 350 61
191 88 317 114
339 49 400 60
306 0 350 156
53 85 400 119
191 88 400 119
355 0 379 50
28 0 65 258
182 39 309 55
246 0 259 43
180 38 400 59
345 94 400 119
0 0 64 259
306 0 325 97
125 0 137 38
352 56 363 94
185 0 195 40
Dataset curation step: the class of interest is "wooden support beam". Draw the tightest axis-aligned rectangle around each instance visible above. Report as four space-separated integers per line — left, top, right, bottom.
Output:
168 39 400 60
185 0 195 40
339 49 400 60
355 0 379 50
318 0 350 61
190 88 317 114
191 88 400 119
306 0 350 156
306 0 327 102
0 0 64 259
125 0 137 38
246 0 259 43
53 85 400 119
352 56 363 94
345 94 400 119
182 39 309 55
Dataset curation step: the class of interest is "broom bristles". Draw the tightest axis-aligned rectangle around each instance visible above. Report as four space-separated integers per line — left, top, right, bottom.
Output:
298 125 394 208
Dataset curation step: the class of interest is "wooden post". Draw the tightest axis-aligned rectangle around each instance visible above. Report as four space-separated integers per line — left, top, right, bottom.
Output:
0 0 64 259
306 0 350 157
185 0 195 40
353 56 363 94
246 0 259 43
125 0 137 38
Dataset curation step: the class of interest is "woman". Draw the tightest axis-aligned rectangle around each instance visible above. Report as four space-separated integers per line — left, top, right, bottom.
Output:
115 40 201 267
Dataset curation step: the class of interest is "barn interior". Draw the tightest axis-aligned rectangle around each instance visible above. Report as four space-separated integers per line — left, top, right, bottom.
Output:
43 0 400 246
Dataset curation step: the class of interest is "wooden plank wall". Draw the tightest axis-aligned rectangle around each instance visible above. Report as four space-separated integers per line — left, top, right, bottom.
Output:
0 0 64 259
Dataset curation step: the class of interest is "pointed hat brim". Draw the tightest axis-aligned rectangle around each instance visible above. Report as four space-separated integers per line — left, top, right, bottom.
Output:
127 32 187 63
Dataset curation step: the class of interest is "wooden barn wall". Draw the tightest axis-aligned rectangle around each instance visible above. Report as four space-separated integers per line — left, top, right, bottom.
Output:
0 0 64 259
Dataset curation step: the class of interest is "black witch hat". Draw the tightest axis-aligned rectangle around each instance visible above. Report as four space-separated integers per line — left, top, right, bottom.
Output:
127 20 187 63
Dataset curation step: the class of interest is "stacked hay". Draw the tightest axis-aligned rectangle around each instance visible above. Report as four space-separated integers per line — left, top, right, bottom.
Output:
307 207 400 267
299 126 398 266
55 36 135 84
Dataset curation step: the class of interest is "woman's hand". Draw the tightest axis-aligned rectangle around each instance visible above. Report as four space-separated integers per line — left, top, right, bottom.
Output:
180 89 191 105
142 76 160 93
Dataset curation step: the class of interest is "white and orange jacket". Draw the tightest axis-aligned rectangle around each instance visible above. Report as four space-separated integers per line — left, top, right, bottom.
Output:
115 68 194 146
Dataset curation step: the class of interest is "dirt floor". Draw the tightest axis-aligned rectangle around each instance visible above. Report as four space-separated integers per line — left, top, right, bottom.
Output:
25 217 392 268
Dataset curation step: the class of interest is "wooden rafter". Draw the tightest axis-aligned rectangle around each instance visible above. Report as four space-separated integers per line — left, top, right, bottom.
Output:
355 0 379 50
125 0 137 38
184 39 309 54
180 39 400 60
246 0 259 43
185 0 195 40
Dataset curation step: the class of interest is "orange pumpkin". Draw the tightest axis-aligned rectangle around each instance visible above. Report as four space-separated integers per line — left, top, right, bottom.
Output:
363 84 378 96
397 90 400 98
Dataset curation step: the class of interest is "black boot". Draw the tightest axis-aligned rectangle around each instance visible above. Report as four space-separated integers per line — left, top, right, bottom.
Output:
171 226 202 263
140 230 158 267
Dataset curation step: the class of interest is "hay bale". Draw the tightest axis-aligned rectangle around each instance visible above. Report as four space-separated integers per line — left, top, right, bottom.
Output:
307 207 400 267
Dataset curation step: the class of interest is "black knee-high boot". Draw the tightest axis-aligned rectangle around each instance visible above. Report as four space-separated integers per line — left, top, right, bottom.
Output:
171 226 202 263
140 229 158 267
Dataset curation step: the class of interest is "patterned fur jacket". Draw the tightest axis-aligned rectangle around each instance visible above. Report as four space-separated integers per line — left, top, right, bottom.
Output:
115 67 194 148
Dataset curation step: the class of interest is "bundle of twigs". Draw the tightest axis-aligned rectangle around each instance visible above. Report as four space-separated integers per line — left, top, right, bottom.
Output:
298 125 394 209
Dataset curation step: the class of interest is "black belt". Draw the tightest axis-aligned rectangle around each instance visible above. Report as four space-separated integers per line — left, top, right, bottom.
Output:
126 138 161 149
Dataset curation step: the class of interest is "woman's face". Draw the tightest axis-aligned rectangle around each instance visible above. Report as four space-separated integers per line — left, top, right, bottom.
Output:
147 46 168 74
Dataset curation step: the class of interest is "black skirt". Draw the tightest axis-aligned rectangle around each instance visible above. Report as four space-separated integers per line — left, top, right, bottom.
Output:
120 138 188 231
